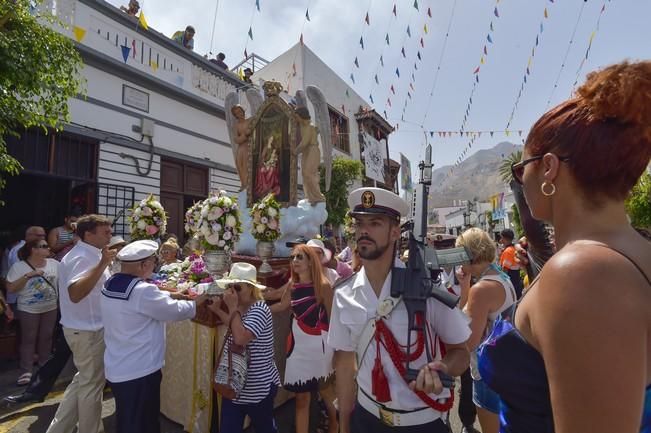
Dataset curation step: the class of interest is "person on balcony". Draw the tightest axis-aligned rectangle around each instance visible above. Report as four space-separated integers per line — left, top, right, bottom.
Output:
172 26 195 51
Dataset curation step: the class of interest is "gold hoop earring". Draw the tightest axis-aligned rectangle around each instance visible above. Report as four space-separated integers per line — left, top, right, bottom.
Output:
541 182 556 197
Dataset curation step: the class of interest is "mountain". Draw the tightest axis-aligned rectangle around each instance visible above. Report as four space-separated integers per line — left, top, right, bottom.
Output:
428 141 523 207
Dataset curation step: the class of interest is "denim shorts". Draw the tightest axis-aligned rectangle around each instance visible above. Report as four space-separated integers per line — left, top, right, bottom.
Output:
472 378 501 414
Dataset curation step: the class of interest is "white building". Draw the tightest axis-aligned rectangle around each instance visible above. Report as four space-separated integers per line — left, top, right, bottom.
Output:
444 192 516 236
1 0 244 244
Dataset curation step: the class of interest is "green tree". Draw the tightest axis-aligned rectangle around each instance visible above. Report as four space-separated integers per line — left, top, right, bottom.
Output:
499 150 523 184
510 203 523 237
625 172 651 228
319 157 364 226
0 1 84 203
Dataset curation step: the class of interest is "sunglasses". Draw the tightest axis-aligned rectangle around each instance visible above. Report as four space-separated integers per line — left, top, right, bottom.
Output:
510 155 570 184
230 284 243 292
35 244 50 249
289 253 305 261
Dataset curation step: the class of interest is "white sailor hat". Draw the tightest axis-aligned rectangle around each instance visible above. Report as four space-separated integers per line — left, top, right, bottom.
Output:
347 187 409 220
117 240 159 262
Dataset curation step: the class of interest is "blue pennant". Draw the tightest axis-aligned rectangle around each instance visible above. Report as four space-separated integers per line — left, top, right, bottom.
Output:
121 45 131 63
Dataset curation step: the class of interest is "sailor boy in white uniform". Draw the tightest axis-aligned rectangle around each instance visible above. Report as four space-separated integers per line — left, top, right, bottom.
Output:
328 188 471 433
100 240 207 433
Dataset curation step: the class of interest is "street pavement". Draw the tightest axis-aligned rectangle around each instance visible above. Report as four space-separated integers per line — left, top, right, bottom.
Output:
0 357 479 433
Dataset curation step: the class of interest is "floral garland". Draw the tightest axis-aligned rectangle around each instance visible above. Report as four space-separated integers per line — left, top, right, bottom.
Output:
184 201 203 236
250 193 282 242
154 254 212 298
129 194 167 240
197 191 242 252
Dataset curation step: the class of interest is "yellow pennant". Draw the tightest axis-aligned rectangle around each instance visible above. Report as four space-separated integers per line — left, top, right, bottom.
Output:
151 61 158 72
589 31 596 43
527 57 532 67
544 8 548 18
480 56 485 64
424 24 428 34
73 26 86 42
138 12 149 30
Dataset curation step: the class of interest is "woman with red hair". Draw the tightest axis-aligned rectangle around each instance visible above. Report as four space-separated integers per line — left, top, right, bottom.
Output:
478 61 651 433
271 244 337 433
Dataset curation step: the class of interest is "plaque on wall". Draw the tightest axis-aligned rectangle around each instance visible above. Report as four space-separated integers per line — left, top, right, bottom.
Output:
122 84 150 112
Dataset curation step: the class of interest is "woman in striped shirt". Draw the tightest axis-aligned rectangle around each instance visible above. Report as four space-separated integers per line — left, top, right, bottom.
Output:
209 262 280 433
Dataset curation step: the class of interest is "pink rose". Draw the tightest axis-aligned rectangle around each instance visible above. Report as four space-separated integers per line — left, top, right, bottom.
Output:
146 225 159 235
268 219 278 230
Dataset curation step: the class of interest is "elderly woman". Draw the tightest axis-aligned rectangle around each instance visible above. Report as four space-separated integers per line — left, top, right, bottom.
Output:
271 244 337 433
6 239 59 386
478 61 651 433
455 228 516 433
209 263 280 433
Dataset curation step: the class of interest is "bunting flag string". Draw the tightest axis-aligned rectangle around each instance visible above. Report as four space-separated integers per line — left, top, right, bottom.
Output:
570 0 610 93
504 3 553 131
544 1 587 110
286 0 313 90
242 0 260 71
347 0 374 90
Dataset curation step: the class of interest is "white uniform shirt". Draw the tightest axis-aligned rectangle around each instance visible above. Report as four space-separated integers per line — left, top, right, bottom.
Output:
327 267 471 413
100 276 196 383
58 241 109 331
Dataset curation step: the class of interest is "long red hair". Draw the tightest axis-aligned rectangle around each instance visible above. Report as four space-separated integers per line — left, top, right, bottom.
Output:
290 244 331 305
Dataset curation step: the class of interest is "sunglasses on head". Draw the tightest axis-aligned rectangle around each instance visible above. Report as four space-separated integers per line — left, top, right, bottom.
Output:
289 253 305 261
510 155 570 184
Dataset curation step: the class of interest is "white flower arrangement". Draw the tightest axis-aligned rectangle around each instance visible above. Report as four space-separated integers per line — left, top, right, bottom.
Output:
184 201 203 236
129 194 167 240
250 193 282 243
196 191 242 252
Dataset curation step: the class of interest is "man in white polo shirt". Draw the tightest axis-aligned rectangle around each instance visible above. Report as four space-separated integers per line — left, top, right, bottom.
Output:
47 215 115 433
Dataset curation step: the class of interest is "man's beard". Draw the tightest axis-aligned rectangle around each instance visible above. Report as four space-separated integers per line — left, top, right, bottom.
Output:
357 236 391 261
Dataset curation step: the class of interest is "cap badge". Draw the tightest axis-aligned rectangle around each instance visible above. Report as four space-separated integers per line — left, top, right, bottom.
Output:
361 191 375 208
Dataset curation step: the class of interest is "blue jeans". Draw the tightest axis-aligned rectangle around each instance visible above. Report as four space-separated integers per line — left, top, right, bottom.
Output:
220 385 278 433
473 378 502 414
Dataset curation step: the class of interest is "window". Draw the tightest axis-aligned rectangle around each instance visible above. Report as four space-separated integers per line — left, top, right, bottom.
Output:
328 107 350 153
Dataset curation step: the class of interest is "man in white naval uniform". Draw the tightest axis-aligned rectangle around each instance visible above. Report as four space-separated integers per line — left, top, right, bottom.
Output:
100 240 207 433
328 188 471 433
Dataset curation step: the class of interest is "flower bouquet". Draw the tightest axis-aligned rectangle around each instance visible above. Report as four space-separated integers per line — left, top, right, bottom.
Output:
250 193 282 242
154 254 213 298
129 194 167 241
197 191 242 252
184 201 203 236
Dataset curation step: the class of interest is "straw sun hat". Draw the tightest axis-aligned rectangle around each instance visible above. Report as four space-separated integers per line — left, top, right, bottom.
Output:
214 262 266 290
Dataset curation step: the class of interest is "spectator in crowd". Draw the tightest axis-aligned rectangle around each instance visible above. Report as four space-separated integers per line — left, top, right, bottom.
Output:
108 236 127 275
208 263 280 433
243 67 253 84
6 226 47 309
322 239 354 280
307 239 340 285
173 26 195 50
498 229 524 299
120 0 140 16
210 52 228 70
46 215 116 433
101 240 208 433
159 238 181 267
270 244 337 433
48 212 79 261
6 239 59 386
337 240 353 263
456 228 517 433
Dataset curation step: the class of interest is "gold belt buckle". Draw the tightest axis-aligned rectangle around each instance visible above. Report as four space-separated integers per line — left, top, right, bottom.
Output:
379 407 394 426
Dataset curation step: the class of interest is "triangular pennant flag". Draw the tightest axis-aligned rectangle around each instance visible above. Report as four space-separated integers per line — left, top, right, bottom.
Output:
238 68 245 80
305 9 310 21
484 45 488 55
300 33 304 46
138 12 148 30
244 48 248 58
401 47 406 58
424 24 428 34
536 35 539 46
544 8 548 18
473 66 480 74
131 39 137 58
346 89 350 97
390 85 395 94
395 68 400 77
380 55 384 66
383 110 388 119
490 22 494 32
392 4 397 16
524 75 527 83
476 75 479 83
505 130 511 137
359 36 364 49
540 22 544 33
387 98 392 107
256 0 260 11
350 73 355 84
354 57 359 68
151 61 158 72
410 83 415 91
480 56 485 65
369 94 374 104
494 7 499 17
427 7 432 17
365 12 370 25
417 51 421 60
407 92 411 99
518 130 523 136
487 34 493 43
374 74 379 84
411 72 415 80
73 26 87 42
120 45 130 63
385 34 390 45
413 0 419 10
420 37 424 48
248 27 253 40
406 26 411 37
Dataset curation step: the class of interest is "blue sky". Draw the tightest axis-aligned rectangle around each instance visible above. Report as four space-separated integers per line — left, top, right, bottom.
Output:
107 0 650 179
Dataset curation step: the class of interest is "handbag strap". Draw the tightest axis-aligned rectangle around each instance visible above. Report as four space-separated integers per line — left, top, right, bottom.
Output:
24 260 57 293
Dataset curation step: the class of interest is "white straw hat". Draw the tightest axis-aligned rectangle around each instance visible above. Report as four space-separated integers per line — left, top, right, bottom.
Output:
214 262 266 290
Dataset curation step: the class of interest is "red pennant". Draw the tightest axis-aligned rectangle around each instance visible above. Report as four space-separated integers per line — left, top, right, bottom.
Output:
390 85 395 94
473 66 480 74
427 7 432 18
387 98 392 107
365 12 370 25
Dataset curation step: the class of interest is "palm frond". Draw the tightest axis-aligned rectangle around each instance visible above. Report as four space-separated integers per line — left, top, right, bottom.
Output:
499 150 523 184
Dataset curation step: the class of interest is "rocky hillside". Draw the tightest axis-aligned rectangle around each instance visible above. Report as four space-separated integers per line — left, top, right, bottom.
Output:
428 141 523 207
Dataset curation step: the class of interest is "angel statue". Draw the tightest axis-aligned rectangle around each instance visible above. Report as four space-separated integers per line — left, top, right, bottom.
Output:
293 86 333 205
254 135 280 197
225 89 265 190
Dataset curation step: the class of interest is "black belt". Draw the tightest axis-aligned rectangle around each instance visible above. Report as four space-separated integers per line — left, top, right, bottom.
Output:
359 387 430 414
